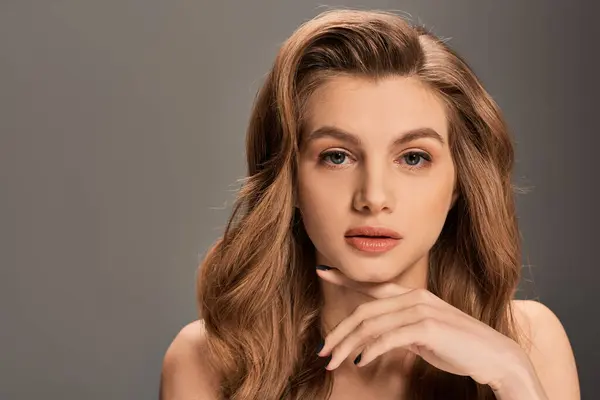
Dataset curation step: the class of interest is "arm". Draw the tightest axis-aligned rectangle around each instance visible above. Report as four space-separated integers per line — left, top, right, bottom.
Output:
160 320 221 400
314 267 580 400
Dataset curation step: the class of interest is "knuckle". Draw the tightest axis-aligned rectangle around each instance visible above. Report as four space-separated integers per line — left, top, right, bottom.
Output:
374 335 389 352
420 317 438 333
414 288 433 302
357 318 371 332
413 303 433 318
381 332 397 351
353 303 367 317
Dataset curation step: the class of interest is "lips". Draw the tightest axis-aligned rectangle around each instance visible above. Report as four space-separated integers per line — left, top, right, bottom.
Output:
344 226 402 239
344 226 401 253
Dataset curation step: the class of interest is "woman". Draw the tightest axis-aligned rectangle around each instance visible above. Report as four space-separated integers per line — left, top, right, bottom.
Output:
161 9 579 400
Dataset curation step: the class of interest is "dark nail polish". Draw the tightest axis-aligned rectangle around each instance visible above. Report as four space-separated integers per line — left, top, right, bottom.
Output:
316 265 331 271
316 341 324 354
353 353 362 365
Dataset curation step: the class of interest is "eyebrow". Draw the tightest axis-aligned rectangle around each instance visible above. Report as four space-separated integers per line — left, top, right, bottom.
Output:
304 125 446 147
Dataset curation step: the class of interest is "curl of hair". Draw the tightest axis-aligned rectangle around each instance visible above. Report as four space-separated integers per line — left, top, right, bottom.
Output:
198 9 523 400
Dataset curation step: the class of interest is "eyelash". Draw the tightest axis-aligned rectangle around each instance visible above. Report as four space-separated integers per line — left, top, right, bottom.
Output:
318 150 433 170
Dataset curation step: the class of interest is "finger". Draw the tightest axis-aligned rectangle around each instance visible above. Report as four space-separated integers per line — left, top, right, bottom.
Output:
357 319 446 367
316 266 412 299
319 295 426 357
318 268 469 323
325 305 437 370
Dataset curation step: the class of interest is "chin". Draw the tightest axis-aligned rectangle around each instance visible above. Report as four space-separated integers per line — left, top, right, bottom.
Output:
353 269 402 283
338 257 405 283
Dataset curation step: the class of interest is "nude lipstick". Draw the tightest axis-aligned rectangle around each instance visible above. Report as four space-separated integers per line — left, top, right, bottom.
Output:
344 226 401 253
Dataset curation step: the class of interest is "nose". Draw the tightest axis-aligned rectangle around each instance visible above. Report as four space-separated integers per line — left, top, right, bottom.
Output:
352 160 395 214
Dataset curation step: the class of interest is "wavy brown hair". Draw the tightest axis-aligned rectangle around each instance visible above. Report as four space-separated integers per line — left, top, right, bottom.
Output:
197 9 523 400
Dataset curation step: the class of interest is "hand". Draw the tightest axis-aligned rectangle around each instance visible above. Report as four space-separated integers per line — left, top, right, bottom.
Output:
316 266 542 394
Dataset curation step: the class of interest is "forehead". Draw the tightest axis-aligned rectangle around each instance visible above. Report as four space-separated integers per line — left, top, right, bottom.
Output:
303 75 448 142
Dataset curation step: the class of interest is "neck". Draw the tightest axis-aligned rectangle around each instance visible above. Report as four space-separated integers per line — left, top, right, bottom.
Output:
318 255 429 384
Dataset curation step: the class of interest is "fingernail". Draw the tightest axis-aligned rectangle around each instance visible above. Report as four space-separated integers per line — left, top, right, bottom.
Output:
316 265 331 271
353 353 362 365
316 340 324 354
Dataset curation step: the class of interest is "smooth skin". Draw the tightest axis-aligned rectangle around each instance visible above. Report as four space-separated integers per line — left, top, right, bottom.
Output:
315 267 574 399
160 76 579 399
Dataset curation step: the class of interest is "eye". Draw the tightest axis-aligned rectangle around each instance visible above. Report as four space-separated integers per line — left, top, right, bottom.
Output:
319 150 352 166
399 151 432 169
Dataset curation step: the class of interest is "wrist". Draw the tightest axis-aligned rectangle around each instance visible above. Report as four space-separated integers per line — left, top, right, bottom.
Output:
490 358 548 400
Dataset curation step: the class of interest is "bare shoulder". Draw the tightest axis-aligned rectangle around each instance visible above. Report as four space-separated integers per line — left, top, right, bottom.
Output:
160 320 221 400
511 299 574 353
511 300 580 399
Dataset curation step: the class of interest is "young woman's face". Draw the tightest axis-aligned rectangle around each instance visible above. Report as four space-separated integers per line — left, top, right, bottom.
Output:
297 75 457 283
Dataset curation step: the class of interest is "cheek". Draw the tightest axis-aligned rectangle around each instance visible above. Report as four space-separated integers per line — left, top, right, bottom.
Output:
403 171 456 239
425 180 455 215
297 171 350 246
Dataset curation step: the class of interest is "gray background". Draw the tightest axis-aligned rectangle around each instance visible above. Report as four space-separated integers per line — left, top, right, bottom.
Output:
2 1 598 399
